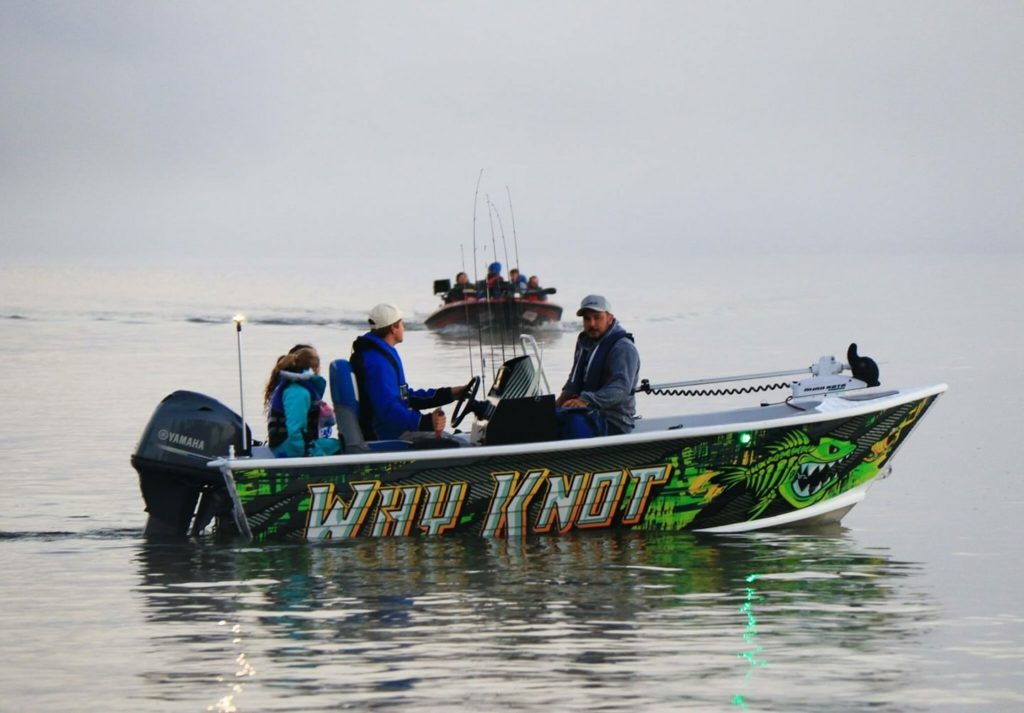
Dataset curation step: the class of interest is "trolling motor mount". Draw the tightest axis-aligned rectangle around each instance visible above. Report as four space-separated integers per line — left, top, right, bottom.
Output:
790 345 880 398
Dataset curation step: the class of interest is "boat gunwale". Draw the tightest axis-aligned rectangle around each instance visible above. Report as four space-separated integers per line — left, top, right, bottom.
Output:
216 383 947 472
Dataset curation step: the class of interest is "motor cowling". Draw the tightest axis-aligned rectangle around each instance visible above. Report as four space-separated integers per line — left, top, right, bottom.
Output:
131 390 252 537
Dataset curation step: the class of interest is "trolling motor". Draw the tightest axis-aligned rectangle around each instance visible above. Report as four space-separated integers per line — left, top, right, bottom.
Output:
638 343 881 399
847 343 880 386
790 344 880 397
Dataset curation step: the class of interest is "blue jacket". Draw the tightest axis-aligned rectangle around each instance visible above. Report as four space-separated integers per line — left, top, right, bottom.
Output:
562 320 640 434
351 333 453 440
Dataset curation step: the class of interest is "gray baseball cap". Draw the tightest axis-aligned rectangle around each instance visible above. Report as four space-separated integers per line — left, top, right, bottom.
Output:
576 294 611 316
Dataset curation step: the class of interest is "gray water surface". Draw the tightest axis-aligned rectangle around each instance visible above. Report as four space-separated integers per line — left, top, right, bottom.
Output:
1 255 1021 711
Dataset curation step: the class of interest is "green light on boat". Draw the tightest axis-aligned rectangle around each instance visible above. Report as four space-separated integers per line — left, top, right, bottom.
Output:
738 432 752 446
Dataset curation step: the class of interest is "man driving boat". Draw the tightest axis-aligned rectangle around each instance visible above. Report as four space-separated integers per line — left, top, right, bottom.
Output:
351 303 469 440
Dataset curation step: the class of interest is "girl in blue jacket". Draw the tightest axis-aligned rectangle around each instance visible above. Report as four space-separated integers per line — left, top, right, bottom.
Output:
263 346 341 457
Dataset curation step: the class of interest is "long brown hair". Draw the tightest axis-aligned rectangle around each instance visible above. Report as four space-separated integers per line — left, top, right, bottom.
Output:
263 346 320 409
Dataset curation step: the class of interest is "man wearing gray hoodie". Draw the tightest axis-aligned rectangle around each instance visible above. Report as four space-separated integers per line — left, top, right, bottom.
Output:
556 294 640 435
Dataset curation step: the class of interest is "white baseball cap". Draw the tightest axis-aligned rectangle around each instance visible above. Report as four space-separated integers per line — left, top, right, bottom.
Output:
368 303 403 328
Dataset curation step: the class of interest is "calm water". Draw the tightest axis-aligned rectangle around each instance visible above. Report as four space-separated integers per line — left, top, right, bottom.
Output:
1 254 1021 711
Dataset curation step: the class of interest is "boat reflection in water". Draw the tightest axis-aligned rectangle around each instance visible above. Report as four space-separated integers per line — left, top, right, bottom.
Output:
133 529 934 711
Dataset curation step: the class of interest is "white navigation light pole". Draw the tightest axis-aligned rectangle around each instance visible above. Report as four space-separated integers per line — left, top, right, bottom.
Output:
233 314 249 453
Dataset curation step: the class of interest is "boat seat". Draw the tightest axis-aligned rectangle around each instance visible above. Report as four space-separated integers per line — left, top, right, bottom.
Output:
328 359 411 453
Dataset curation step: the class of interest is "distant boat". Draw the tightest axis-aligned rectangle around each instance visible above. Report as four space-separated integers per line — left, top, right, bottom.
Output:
424 278 562 332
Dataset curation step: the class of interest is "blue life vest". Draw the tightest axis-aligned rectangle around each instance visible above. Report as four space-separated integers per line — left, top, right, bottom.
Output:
267 378 322 453
350 335 407 440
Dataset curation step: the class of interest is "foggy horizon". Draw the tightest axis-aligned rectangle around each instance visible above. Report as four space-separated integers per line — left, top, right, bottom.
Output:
3 2 1021 261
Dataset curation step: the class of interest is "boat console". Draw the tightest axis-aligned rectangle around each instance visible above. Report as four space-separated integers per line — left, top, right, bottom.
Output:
482 394 559 445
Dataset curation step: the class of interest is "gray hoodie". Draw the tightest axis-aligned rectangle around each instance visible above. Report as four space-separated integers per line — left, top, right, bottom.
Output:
562 319 640 433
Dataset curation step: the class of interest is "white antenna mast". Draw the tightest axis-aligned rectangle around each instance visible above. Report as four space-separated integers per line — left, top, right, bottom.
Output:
232 314 249 452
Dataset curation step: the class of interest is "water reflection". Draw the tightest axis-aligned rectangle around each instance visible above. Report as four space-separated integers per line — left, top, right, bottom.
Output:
134 530 935 711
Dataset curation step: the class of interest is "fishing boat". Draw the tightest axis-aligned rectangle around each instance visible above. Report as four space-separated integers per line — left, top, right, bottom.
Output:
131 342 945 543
423 278 563 332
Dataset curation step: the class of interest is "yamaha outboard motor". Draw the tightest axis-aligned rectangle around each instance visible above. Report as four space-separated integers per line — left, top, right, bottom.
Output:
131 390 251 537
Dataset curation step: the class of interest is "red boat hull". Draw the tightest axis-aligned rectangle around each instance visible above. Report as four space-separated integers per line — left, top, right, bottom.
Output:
424 298 563 331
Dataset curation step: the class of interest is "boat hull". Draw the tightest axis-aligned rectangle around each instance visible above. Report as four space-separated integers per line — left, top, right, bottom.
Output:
212 392 940 543
424 298 563 332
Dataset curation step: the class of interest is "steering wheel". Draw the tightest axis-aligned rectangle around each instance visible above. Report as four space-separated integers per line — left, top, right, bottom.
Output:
450 376 481 429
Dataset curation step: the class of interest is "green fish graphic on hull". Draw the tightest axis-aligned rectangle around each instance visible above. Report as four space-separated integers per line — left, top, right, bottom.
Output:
718 431 857 518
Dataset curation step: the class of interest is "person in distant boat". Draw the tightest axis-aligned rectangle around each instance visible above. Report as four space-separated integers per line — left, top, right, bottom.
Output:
481 261 504 298
263 345 342 458
351 303 468 440
524 274 547 302
508 268 527 294
446 271 474 303
556 295 640 436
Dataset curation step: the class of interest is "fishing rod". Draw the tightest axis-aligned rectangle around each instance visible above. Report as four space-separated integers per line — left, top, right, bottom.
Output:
506 185 521 277
471 169 487 393
485 198 505 370
487 197 519 358
489 197 513 283
459 243 474 379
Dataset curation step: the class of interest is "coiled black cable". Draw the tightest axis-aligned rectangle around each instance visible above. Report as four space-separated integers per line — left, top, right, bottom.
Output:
635 379 791 397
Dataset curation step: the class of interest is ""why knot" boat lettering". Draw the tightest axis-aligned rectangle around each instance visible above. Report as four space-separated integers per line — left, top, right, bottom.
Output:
304 465 672 539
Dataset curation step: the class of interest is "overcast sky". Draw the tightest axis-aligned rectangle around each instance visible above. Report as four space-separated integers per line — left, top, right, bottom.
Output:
2 1 1021 262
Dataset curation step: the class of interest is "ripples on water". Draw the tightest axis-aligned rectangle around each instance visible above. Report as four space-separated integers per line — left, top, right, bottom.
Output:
124 530 939 712
3 256 1023 711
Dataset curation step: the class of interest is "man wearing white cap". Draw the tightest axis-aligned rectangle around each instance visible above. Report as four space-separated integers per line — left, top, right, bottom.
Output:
556 294 640 435
350 303 468 440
